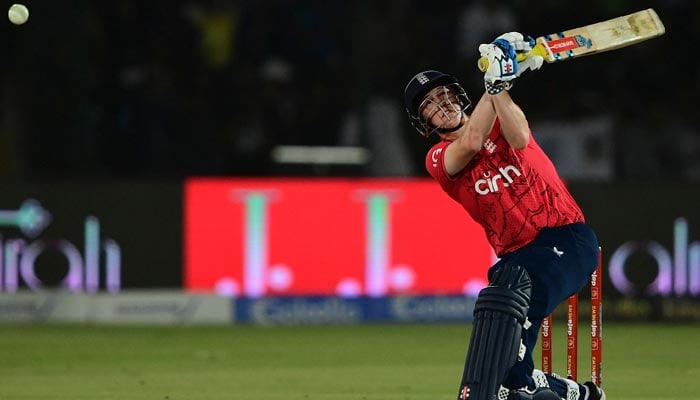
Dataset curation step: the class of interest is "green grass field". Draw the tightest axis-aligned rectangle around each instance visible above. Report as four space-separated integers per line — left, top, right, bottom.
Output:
0 323 698 400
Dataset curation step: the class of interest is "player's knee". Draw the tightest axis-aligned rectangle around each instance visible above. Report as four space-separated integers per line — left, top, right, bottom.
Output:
475 263 532 322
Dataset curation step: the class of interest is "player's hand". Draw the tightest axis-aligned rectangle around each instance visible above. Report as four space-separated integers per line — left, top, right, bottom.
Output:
496 32 544 77
479 42 518 85
507 32 544 75
517 54 544 75
495 32 534 53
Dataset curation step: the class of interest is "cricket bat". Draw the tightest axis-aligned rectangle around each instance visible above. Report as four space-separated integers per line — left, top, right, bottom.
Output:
477 8 666 72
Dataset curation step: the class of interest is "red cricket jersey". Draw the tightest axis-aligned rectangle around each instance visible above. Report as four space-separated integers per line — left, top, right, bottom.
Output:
426 119 584 256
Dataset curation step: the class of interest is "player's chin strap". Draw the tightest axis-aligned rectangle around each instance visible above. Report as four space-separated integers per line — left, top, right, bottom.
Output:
436 120 464 134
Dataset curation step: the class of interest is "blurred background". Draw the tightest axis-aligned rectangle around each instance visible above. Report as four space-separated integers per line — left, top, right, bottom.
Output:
1 2 699 399
0 0 698 180
0 0 699 321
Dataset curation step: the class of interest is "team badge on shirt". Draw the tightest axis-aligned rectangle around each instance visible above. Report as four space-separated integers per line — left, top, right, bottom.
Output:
483 139 497 154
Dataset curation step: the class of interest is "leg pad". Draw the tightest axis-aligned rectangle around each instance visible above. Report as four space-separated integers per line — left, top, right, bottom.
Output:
458 264 532 400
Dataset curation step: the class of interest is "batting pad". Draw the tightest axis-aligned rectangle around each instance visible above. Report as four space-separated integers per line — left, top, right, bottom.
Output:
458 264 531 400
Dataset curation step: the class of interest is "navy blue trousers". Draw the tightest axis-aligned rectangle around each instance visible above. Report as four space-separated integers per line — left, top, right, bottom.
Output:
493 222 600 390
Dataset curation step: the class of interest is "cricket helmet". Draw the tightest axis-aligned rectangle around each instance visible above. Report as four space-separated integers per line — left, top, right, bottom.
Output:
403 70 471 137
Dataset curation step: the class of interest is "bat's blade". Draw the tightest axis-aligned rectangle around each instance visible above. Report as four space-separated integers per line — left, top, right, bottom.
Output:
538 8 666 63
476 8 666 72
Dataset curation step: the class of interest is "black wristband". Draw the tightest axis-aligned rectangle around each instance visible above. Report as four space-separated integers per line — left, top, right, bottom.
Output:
485 80 513 95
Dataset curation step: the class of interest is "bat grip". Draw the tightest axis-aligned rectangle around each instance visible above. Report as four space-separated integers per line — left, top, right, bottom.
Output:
477 43 547 72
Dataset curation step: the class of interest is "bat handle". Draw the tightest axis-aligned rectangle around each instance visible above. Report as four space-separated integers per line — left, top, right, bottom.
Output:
477 43 548 72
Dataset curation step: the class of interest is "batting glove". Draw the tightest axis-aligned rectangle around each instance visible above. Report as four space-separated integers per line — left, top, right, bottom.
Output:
496 32 544 77
495 32 534 53
479 42 518 85
484 79 512 95
517 53 544 76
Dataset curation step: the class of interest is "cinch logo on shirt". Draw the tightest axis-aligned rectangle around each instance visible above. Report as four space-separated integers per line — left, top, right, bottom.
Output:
474 165 522 195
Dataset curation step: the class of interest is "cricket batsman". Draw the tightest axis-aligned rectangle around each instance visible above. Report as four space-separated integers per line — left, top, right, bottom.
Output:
402 33 606 400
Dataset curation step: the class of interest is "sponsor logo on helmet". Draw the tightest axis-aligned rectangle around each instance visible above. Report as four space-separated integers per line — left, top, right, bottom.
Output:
417 73 429 85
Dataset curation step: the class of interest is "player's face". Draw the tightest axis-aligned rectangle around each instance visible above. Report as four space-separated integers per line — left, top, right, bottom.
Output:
419 86 464 133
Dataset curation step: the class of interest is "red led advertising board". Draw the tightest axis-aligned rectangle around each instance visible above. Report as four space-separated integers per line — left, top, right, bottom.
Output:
184 179 494 297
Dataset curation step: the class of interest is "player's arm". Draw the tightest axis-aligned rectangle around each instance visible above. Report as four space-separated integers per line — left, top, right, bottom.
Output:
443 93 497 176
491 91 529 149
479 33 542 150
